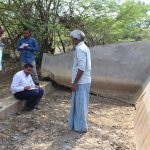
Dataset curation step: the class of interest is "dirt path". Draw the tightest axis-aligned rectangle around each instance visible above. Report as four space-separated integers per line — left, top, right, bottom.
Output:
0 89 135 150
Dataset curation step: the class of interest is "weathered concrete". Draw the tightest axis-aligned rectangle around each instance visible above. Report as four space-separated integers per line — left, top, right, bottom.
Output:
134 78 150 150
0 82 54 119
43 41 150 149
41 41 150 96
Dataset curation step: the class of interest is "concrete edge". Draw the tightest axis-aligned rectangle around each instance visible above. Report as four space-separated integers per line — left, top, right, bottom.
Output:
41 68 141 94
0 82 54 120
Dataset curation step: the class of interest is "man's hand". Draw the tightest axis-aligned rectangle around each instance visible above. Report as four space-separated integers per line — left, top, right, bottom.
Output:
71 83 78 92
72 69 83 92
24 45 29 49
24 86 31 90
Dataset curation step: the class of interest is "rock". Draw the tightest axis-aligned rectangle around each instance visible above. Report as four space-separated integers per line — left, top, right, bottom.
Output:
0 145 7 149
30 128 35 132
16 111 21 115
44 128 49 131
65 145 72 150
22 129 28 134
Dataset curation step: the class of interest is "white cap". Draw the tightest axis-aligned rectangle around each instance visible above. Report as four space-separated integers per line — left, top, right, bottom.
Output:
70 29 85 40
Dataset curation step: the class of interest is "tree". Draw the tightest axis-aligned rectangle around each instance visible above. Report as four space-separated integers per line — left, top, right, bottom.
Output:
0 0 71 63
0 0 149 66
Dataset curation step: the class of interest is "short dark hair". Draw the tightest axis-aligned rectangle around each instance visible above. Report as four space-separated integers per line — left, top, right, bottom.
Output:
23 27 31 33
81 37 84 41
23 63 33 69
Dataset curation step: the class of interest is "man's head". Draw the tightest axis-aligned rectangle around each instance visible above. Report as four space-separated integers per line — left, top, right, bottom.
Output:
23 28 31 39
23 63 33 76
70 29 85 46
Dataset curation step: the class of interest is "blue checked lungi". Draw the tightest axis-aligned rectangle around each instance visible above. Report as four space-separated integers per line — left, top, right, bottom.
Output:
68 83 90 132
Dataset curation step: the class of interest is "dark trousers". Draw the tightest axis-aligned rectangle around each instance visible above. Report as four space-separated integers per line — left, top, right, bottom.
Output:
14 88 44 110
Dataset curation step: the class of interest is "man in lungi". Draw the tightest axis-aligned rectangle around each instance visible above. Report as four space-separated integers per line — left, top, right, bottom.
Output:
68 29 91 133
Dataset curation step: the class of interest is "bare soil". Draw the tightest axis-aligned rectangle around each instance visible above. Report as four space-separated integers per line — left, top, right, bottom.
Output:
0 89 135 150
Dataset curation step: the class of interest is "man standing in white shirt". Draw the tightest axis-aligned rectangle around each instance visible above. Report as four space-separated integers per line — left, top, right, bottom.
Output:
10 63 44 111
68 29 91 133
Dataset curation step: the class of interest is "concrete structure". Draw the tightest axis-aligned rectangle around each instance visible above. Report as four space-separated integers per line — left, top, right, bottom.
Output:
41 41 150 100
41 41 150 149
1 41 150 148
134 77 150 150
0 82 54 119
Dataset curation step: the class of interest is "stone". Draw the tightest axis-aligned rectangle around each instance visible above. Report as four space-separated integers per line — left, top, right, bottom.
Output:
65 145 72 150
22 129 28 134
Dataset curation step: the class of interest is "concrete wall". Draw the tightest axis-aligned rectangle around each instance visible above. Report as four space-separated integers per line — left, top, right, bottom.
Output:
41 41 150 95
134 78 150 150
0 82 54 119
41 41 150 147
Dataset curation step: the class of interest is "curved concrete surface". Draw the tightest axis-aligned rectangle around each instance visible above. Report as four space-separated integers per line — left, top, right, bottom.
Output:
134 77 150 150
41 41 150 148
41 41 150 95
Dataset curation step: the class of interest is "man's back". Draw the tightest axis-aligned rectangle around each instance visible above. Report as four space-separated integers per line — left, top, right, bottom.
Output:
72 41 91 84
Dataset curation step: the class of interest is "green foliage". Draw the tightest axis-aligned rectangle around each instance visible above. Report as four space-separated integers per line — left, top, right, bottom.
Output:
0 0 149 65
77 0 150 45
0 0 72 64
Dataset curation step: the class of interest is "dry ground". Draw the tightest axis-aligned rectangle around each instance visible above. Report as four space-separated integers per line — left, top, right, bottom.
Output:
0 89 135 150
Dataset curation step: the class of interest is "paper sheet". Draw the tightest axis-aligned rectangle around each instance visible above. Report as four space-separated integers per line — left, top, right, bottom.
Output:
19 43 28 49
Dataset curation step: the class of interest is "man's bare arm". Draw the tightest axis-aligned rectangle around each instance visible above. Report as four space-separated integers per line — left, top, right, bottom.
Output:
73 69 84 84
72 69 84 91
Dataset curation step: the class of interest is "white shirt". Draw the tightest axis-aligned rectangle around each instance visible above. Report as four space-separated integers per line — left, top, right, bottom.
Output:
72 41 91 84
10 70 35 94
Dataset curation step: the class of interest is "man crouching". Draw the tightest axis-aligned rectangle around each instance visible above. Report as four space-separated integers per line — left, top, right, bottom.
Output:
10 63 44 111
